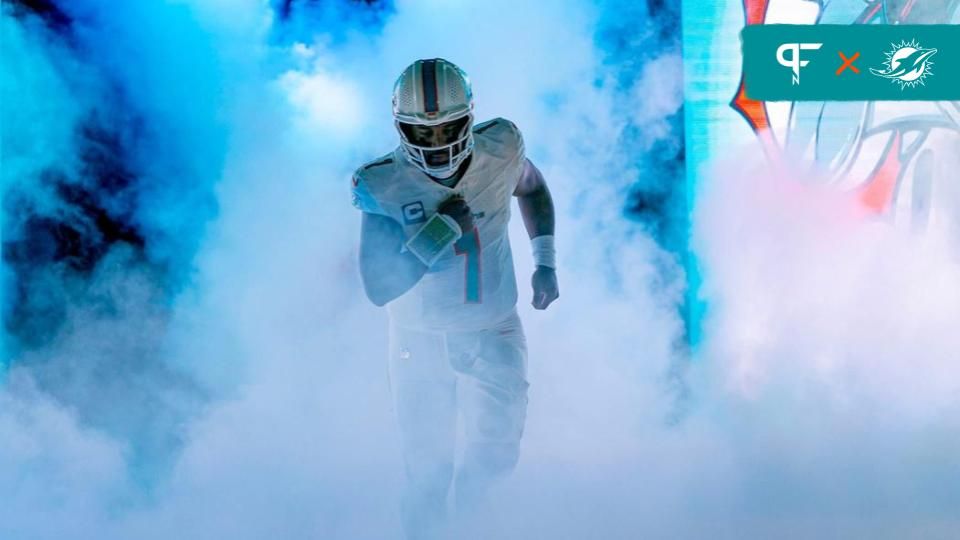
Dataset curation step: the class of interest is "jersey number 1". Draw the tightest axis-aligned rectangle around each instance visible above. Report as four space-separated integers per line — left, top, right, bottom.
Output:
454 227 482 303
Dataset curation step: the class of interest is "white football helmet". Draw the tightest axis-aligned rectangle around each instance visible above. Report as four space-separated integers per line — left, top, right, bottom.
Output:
392 58 474 178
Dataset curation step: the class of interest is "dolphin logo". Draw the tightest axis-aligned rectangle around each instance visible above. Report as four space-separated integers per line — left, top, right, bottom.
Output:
870 40 937 89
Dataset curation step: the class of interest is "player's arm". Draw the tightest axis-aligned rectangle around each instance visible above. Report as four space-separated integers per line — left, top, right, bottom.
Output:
358 212 428 306
358 196 474 307
513 158 559 310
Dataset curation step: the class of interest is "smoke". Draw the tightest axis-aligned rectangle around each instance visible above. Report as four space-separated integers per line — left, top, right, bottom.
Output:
688 155 960 538
2 1 959 539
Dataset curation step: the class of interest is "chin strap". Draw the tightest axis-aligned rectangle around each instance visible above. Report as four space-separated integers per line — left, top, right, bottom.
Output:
531 235 556 269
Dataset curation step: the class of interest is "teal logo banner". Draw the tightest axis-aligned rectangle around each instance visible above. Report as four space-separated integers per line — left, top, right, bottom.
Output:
742 25 960 100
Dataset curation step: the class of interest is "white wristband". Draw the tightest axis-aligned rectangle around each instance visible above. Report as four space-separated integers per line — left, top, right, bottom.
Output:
531 234 556 269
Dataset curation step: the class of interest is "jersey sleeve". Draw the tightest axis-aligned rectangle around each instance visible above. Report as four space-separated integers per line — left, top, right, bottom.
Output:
503 119 526 194
350 171 386 215
476 117 527 193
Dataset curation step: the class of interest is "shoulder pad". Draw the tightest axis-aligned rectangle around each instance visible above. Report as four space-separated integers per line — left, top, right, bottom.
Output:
361 156 395 171
350 152 398 214
473 117 525 161
474 117 518 136
351 171 386 215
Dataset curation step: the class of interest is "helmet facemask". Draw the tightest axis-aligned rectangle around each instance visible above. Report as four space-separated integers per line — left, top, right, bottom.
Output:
395 114 474 179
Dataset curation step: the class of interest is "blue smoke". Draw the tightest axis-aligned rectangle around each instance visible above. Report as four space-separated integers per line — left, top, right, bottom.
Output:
592 0 691 354
22 0 954 536
3 0 225 346
2 0 238 484
2 1 690 537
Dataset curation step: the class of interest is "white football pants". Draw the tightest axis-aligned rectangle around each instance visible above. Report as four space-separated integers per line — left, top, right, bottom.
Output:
388 309 528 540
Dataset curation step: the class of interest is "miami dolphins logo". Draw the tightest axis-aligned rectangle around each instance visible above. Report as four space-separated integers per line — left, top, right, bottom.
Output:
870 39 937 89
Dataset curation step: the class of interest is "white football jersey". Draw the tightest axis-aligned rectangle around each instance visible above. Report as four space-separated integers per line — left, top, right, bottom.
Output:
352 118 526 331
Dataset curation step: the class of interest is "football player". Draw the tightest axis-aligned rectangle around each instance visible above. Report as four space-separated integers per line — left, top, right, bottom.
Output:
351 58 558 539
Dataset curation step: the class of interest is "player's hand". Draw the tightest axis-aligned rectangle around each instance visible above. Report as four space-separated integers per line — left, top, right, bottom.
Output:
531 266 559 310
437 195 474 233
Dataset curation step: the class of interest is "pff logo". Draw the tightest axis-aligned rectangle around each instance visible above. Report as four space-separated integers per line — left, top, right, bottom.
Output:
870 39 938 90
776 42 823 85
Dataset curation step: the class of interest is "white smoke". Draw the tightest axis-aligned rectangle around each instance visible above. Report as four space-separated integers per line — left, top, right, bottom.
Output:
690 155 960 538
2 1 959 539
